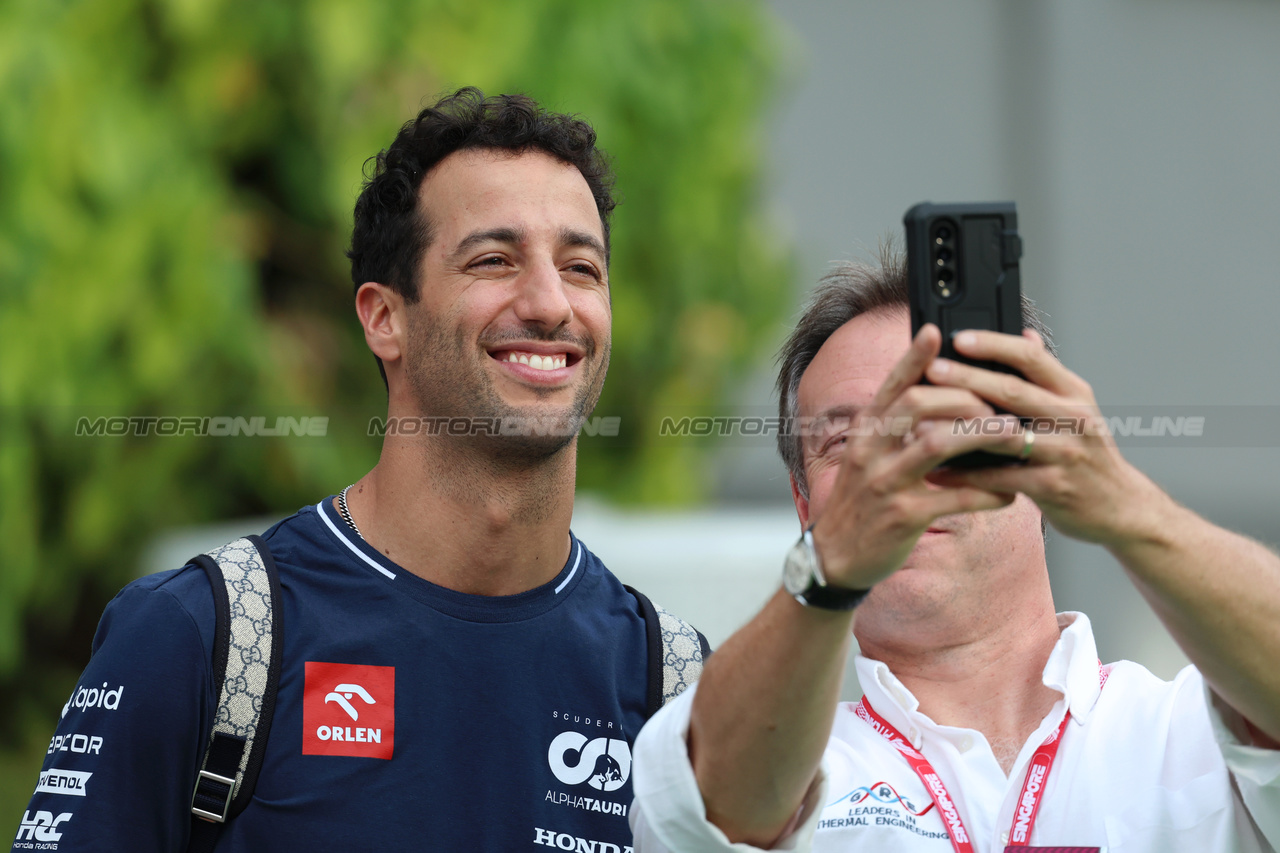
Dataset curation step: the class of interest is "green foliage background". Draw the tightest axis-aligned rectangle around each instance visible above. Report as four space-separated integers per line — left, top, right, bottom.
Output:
0 0 792 823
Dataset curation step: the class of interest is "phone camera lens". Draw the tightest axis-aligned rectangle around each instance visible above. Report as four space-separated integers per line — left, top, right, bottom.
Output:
937 269 954 284
935 248 952 265
935 226 952 243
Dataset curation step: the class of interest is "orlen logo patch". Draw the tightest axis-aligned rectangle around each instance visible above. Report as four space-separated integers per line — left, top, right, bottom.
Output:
548 732 631 792
302 662 394 760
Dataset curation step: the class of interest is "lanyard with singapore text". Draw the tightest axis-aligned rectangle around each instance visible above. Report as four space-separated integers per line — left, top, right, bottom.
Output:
855 663 1111 853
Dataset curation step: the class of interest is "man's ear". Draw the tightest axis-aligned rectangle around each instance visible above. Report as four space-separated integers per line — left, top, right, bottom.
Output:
790 474 811 530
356 282 405 366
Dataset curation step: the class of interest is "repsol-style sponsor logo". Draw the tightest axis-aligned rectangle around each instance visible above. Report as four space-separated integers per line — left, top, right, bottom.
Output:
14 810 72 845
35 770 91 797
547 732 630 792
60 683 123 718
46 733 103 757
302 662 394 760
544 790 628 817
532 827 632 852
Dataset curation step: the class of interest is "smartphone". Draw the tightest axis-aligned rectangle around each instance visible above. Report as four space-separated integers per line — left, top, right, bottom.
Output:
904 201 1024 468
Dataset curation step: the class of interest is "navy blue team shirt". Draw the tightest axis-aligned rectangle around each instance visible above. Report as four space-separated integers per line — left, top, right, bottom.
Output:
14 498 652 852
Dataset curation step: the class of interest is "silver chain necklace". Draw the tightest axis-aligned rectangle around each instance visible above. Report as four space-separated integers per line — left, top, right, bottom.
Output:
337 484 364 539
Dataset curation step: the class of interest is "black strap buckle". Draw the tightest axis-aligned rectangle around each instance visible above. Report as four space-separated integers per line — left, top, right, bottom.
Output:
191 769 235 823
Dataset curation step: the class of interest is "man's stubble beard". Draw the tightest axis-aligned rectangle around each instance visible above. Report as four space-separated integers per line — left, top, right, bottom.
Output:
402 311 611 467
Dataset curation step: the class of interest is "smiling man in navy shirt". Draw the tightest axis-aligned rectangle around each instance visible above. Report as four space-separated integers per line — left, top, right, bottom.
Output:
15 88 705 852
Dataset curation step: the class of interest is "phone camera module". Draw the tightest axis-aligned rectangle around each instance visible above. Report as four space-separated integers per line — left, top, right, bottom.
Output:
930 221 959 299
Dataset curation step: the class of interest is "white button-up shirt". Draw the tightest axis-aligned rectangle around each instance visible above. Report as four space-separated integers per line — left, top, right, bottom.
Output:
630 613 1280 852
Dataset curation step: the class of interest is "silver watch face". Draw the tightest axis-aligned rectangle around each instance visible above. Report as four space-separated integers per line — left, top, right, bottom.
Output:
783 539 814 596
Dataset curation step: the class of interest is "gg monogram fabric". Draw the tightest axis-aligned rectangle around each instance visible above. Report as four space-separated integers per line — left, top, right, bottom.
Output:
654 603 704 706
202 537 274 797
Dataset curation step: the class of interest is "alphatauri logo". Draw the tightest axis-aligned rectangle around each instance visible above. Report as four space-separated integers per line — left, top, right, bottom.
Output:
547 732 631 792
303 662 394 760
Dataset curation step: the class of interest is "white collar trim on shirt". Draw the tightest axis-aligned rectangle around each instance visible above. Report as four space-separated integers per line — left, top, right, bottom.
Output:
315 498 398 580
854 610 1106 739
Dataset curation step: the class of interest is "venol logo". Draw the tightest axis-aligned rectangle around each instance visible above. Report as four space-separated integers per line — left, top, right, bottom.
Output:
302 662 394 760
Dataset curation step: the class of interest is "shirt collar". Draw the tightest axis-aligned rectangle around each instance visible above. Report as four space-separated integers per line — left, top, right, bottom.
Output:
853 610 1105 735
1045 611 1105 724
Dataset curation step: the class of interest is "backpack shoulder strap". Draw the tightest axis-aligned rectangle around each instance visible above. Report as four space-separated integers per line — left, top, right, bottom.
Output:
624 585 711 718
187 534 282 850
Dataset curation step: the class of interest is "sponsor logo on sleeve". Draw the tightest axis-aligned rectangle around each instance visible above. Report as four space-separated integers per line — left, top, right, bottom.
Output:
14 811 72 845
46 733 104 757
302 662 394 760
35 770 91 798
60 683 124 718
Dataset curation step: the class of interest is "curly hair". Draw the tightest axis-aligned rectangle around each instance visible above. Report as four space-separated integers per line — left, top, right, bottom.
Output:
347 87 617 304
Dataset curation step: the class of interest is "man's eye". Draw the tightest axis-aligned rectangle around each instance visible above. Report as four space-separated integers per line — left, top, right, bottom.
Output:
567 263 600 279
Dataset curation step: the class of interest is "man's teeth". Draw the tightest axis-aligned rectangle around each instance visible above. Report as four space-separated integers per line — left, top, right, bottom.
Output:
505 352 567 371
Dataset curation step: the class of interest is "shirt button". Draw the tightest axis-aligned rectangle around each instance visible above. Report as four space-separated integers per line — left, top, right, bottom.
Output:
1001 831 1010 844
960 736 973 752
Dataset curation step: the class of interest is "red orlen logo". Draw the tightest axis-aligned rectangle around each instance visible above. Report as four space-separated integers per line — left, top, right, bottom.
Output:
303 662 395 759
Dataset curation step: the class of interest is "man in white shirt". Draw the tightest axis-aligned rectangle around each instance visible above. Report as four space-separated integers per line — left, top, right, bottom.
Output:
630 255 1280 852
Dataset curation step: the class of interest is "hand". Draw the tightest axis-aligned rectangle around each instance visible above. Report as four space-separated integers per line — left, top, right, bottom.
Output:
924 328 1164 546
809 324 1020 589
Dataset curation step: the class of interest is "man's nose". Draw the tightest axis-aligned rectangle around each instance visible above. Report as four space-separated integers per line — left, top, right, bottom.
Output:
512 260 573 330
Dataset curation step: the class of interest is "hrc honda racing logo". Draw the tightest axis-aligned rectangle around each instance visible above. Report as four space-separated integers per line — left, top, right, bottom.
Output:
302 662 395 760
14 811 72 847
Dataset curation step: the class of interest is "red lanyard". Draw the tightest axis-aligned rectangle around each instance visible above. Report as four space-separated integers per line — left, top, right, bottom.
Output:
855 665 1109 853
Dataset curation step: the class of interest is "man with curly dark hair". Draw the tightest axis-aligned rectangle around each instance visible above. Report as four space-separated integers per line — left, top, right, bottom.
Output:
15 88 707 852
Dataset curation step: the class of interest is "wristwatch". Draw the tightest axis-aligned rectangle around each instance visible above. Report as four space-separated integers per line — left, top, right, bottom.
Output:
782 528 870 611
